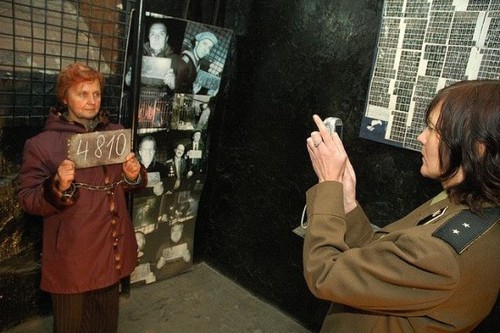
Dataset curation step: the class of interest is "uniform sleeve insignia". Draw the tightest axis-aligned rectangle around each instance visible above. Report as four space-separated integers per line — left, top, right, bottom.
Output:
417 206 448 226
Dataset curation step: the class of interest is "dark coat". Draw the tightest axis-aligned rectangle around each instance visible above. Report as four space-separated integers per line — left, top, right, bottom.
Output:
165 156 190 191
18 108 147 294
142 42 183 92
176 50 198 93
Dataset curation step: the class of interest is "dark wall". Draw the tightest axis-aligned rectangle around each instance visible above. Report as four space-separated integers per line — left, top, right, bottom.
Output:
1 0 497 331
192 0 492 331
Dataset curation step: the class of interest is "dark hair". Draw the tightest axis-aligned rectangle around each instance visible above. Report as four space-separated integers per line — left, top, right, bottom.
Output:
56 63 105 105
424 79 499 212
192 130 202 138
149 22 167 32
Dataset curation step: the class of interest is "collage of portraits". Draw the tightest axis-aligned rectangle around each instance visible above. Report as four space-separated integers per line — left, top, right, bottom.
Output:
126 13 232 285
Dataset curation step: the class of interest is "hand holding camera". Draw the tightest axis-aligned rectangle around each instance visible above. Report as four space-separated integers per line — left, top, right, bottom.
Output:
307 115 347 183
306 114 357 213
323 117 343 140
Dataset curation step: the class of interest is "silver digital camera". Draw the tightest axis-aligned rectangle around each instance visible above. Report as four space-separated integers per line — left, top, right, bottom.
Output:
323 117 343 140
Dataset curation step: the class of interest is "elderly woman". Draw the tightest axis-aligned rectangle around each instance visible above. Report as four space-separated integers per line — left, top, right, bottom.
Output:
303 80 499 332
18 63 147 332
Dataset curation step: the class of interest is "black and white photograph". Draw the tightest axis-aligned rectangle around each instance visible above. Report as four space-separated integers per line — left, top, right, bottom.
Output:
131 126 210 283
127 17 232 282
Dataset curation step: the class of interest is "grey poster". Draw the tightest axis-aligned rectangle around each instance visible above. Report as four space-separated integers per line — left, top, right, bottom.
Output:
128 13 233 285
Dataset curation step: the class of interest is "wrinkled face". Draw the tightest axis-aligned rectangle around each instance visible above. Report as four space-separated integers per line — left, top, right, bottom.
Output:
417 105 442 180
170 224 183 243
139 140 155 167
194 39 214 59
174 144 185 158
149 23 167 52
63 79 101 125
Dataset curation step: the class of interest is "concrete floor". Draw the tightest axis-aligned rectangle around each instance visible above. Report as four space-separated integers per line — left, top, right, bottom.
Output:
5 262 310 333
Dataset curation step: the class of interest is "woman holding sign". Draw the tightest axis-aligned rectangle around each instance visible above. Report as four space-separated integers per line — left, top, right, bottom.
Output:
18 63 147 332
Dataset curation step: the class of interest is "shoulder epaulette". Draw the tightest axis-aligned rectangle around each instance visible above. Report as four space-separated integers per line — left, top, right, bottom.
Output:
432 208 499 254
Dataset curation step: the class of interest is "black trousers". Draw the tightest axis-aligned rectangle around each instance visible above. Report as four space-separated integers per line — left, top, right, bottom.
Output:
51 283 119 333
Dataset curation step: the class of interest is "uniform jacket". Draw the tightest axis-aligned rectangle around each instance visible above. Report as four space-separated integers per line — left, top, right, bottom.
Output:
165 157 189 191
303 181 499 332
18 108 147 294
176 50 198 93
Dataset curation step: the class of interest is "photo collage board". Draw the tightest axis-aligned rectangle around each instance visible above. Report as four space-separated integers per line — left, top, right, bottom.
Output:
127 13 233 285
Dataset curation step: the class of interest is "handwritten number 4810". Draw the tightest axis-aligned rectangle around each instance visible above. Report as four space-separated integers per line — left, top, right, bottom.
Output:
76 132 128 161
